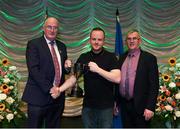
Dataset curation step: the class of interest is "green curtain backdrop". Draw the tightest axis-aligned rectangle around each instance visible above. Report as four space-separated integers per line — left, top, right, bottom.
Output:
0 0 179 96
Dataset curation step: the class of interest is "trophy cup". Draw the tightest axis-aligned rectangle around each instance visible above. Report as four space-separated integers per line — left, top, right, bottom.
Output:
70 63 86 97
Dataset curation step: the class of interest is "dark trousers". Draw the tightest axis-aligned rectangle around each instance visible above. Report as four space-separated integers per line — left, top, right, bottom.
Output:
120 98 150 128
27 103 64 128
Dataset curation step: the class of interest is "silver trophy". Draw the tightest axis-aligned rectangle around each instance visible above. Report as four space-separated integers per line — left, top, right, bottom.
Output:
70 63 87 97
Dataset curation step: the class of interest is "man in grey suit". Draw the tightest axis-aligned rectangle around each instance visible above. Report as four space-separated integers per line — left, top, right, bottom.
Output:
22 17 73 128
117 29 159 128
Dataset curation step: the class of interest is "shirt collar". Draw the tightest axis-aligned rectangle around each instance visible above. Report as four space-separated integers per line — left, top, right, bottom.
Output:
128 48 140 57
44 35 55 44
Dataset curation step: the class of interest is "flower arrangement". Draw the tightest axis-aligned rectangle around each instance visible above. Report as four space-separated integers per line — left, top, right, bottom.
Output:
155 57 180 127
0 58 25 126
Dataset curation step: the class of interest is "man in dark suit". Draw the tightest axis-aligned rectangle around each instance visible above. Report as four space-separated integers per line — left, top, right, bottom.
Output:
118 29 159 128
22 17 72 128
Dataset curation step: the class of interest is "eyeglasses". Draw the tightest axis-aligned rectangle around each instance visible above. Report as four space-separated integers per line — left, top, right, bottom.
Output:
126 37 139 41
46 25 58 31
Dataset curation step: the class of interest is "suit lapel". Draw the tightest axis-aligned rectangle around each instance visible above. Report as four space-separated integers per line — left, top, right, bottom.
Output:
56 41 62 56
136 51 144 77
56 40 64 66
134 51 144 92
41 37 54 65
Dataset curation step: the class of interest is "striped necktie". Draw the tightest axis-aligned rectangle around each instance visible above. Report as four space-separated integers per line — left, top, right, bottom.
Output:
50 41 61 86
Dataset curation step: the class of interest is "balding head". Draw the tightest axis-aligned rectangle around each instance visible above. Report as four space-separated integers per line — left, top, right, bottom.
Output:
43 17 59 41
44 17 59 28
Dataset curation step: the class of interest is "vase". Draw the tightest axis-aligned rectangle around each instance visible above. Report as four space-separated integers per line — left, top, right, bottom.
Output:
165 119 177 128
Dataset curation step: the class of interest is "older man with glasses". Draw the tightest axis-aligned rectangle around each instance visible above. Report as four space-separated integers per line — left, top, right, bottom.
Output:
117 29 159 128
22 17 73 128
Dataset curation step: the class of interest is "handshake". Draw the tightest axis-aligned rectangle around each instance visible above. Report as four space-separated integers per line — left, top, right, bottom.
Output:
50 75 76 99
49 60 88 99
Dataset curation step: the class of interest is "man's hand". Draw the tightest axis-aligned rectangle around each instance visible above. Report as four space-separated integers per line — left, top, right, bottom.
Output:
50 75 76 99
50 86 60 99
88 61 121 83
143 109 154 121
64 59 72 68
88 61 99 73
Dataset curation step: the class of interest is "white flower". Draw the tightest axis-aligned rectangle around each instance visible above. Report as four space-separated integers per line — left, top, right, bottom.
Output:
155 107 161 112
168 82 176 88
175 111 180 117
175 92 180 99
14 111 17 115
165 105 173 111
0 115 4 120
0 93 7 100
176 63 180 68
175 71 180 76
3 78 10 83
9 66 17 71
6 113 14 122
9 86 14 90
169 67 175 71
5 97 15 104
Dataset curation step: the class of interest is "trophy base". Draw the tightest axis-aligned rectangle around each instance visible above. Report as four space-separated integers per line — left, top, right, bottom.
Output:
70 87 83 98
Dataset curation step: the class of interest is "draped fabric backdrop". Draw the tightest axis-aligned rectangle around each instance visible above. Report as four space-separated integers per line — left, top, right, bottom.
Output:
0 0 179 110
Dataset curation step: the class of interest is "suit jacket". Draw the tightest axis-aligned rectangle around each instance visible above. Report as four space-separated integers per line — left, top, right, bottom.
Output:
22 36 67 106
118 50 159 114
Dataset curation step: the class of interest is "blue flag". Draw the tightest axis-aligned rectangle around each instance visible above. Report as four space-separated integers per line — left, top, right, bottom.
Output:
115 9 124 56
113 9 123 128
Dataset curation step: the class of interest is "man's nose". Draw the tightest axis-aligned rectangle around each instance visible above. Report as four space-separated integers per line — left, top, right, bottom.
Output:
130 39 134 42
50 28 56 32
95 40 99 43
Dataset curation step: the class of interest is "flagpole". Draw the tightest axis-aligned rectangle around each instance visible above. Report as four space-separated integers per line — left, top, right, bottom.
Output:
115 9 124 57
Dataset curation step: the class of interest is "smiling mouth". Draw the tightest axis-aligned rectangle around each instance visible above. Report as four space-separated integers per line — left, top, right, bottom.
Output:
129 43 135 46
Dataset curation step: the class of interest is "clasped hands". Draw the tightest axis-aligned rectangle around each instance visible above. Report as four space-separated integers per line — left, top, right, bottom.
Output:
50 86 61 99
50 59 74 99
49 61 99 99
50 75 77 99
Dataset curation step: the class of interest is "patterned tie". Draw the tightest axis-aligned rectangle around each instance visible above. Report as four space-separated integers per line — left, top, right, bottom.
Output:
50 41 61 86
125 54 132 99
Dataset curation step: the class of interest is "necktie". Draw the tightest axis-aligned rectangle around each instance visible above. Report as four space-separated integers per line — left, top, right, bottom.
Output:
50 41 61 86
125 54 132 99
